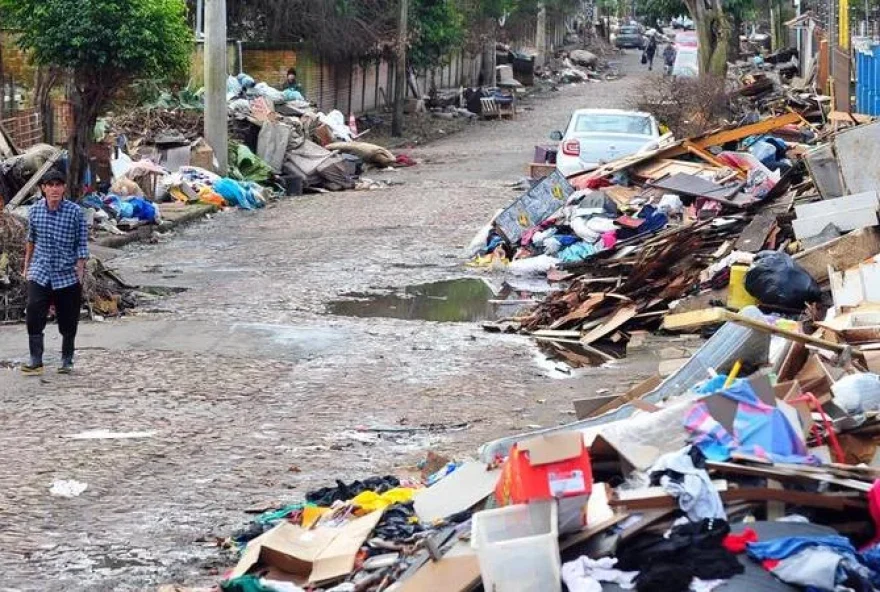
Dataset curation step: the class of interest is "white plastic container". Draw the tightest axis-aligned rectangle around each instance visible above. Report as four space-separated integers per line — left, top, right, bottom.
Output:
471 501 561 592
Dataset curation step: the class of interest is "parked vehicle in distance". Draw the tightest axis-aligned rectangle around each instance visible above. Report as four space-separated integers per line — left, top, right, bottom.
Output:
671 15 695 30
675 31 698 49
614 25 646 49
551 109 662 176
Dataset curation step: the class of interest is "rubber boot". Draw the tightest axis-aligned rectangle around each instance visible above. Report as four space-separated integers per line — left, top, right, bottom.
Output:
22 334 44 375
59 335 75 374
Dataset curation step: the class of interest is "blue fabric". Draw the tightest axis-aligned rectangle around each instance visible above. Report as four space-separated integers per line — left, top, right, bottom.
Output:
685 378 816 464
637 204 668 234
27 199 89 289
747 535 858 562
860 545 880 587
214 178 255 210
557 235 579 247
559 241 600 263
127 197 159 222
283 88 304 101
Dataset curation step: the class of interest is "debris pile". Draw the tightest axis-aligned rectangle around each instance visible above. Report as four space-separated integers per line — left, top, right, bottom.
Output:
467 102 880 366
204 301 880 591
0 211 135 321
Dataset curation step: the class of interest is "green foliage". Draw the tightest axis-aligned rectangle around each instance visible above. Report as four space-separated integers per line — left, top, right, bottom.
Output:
409 0 466 69
0 0 193 84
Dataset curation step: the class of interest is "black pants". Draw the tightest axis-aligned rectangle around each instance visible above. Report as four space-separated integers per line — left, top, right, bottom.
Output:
26 281 82 360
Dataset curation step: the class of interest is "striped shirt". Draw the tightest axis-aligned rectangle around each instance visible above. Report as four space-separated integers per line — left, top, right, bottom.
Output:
27 198 89 289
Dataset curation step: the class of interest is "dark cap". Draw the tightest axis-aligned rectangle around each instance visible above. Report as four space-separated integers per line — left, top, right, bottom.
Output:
40 169 66 184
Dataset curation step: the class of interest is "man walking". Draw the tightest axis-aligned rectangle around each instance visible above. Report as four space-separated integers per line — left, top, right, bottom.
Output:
21 169 89 375
644 34 658 71
663 42 677 75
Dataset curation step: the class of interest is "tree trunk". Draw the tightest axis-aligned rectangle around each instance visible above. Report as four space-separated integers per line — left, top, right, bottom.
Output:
685 0 732 76
67 82 104 199
728 13 742 62
33 67 60 143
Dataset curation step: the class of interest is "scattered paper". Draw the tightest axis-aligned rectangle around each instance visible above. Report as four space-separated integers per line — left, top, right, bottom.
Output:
50 479 88 498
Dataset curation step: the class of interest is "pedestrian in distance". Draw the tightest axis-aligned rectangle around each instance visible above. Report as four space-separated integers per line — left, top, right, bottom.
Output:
21 169 89 375
663 42 677 76
644 34 658 71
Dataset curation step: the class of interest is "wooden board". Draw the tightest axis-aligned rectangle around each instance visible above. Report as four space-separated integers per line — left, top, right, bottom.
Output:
397 554 481 592
734 213 777 252
793 227 880 283
581 304 638 345
4 151 62 211
550 293 607 330
577 374 663 419
663 111 803 158
663 308 855 354
632 158 717 181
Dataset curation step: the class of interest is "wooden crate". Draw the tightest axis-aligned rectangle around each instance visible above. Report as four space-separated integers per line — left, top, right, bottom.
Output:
528 162 556 180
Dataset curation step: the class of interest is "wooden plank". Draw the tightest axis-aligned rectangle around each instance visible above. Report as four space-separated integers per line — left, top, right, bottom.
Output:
683 141 746 179
397 554 481 592
662 307 728 330
531 336 616 362
828 111 873 124
581 304 638 345
573 395 621 419
559 513 629 552
583 374 663 419
793 227 880 283
664 111 803 158
4 150 62 211
734 214 776 252
550 293 607 330
663 308 856 354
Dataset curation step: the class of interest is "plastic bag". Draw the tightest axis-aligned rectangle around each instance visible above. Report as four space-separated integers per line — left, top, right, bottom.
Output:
253 82 284 104
508 255 559 276
641 52 648 64
744 251 822 307
832 373 880 416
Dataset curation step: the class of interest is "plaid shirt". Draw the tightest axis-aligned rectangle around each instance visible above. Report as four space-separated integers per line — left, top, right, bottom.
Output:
27 198 89 289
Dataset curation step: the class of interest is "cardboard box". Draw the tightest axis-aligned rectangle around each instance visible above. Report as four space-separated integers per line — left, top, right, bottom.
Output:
496 432 592 503
190 138 215 172
495 431 592 534
230 510 383 586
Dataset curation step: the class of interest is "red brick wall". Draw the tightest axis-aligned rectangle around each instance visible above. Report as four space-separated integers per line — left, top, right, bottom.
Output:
0 31 36 83
242 47 297 90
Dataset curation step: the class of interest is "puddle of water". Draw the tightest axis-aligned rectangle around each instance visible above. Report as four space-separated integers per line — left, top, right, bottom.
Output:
327 278 543 323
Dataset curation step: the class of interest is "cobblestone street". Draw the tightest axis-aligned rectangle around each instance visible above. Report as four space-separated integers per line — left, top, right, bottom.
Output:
0 52 662 591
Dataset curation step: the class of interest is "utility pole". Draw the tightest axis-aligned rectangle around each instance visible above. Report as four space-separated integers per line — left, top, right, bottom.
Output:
204 0 228 174
392 0 408 137
536 3 547 69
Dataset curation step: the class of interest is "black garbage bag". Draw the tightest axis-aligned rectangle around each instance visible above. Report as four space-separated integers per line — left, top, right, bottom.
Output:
745 250 822 308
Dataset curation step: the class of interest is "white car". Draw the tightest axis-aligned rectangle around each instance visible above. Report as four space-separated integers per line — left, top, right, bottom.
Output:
673 46 700 78
552 109 662 177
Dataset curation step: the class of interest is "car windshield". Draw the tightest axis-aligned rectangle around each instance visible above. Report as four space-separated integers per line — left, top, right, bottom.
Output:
619 26 639 34
574 114 652 135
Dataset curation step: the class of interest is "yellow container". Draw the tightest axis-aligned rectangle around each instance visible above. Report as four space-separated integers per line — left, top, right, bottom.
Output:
728 263 758 310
